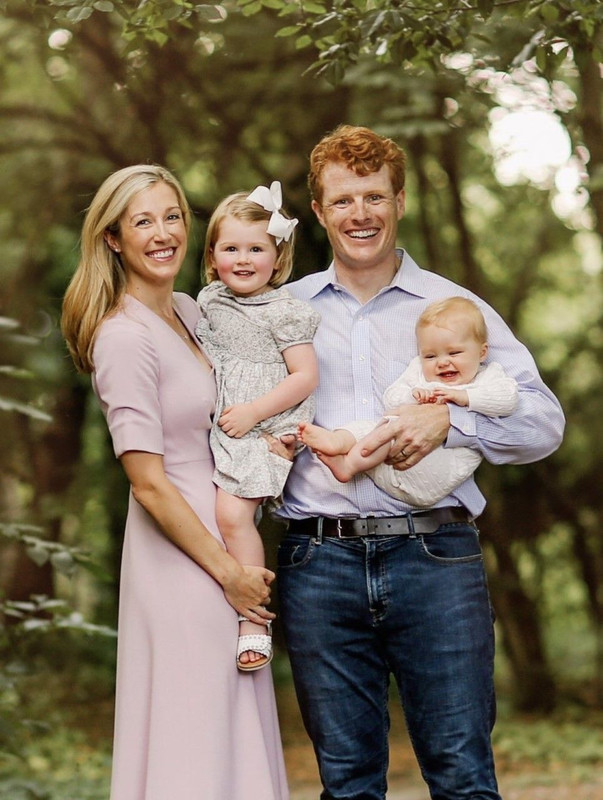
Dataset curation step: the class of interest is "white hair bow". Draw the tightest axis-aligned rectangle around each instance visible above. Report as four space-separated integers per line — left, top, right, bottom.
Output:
247 181 298 245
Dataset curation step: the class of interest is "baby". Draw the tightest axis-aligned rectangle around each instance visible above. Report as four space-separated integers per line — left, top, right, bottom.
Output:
299 296 519 507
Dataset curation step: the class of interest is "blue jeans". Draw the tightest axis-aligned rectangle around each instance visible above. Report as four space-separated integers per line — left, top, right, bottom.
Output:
278 522 502 800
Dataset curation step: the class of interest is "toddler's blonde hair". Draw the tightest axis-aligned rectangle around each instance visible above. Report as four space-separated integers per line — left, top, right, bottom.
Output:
203 192 295 287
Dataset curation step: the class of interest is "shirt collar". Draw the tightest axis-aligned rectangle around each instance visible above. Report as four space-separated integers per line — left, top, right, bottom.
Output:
305 249 429 300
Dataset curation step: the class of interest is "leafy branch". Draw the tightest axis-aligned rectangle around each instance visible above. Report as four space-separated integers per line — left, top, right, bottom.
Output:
0 522 97 578
14 0 600 84
0 318 52 423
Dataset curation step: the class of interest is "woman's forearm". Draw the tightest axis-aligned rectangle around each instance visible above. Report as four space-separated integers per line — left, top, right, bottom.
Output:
120 452 274 619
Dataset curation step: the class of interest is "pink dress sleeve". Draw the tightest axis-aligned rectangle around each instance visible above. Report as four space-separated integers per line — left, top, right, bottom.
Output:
93 316 164 458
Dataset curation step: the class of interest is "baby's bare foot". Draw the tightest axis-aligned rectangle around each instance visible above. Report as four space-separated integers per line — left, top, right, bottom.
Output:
316 452 354 483
298 422 343 456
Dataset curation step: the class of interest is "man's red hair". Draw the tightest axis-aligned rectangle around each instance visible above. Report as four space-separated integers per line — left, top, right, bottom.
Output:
308 125 407 204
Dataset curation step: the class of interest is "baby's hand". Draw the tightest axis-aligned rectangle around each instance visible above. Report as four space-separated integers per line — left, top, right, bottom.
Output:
432 388 469 407
412 388 437 404
218 403 259 438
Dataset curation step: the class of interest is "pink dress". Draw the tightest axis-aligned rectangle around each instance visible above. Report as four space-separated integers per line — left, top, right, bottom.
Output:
92 292 289 800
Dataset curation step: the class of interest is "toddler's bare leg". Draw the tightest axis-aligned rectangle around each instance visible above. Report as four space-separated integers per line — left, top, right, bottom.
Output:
298 421 356 456
216 489 268 666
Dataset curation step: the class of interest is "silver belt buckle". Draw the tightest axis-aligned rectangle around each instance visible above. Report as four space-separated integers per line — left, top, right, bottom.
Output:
335 518 358 539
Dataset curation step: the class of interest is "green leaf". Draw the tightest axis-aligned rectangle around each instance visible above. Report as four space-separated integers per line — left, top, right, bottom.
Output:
65 6 94 22
278 3 300 15
0 396 52 422
296 33 312 48
261 0 285 8
22 618 50 632
8 600 38 612
302 1 326 13
3 607 25 619
163 6 185 19
0 366 34 379
0 316 19 331
325 59 345 86
26 545 49 567
275 24 301 37
196 4 227 21
93 0 114 11
539 3 559 23
535 44 547 72
149 29 169 45
241 0 262 14
361 10 385 39
50 550 76 577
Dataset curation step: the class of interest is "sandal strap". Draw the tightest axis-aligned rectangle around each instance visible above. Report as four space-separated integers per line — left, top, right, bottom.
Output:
236 633 272 660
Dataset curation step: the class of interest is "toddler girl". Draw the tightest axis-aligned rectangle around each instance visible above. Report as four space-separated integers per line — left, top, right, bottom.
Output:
196 182 320 671
299 296 518 506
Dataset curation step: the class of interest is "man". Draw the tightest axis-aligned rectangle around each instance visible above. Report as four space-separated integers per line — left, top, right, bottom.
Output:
276 125 564 800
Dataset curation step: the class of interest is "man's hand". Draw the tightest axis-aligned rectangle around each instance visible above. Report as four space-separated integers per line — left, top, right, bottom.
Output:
360 404 450 470
260 432 296 462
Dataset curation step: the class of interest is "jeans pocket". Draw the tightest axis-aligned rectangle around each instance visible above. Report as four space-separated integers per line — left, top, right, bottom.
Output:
420 524 483 564
277 534 316 569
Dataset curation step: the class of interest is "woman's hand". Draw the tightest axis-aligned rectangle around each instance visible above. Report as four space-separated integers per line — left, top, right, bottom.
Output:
222 563 276 625
120 452 276 623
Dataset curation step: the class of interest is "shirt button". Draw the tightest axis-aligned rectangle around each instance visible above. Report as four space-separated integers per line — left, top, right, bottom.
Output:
359 355 366 361
362 399 368 405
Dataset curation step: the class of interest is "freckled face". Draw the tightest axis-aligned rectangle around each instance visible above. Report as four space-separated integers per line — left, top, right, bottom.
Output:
210 216 278 297
311 163 405 276
106 182 187 290
418 317 488 384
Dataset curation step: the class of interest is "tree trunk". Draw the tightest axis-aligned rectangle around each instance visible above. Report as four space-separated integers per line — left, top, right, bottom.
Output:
479 469 557 712
576 49 603 238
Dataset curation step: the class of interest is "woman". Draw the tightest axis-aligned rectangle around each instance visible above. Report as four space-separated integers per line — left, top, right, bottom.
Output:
61 165 289 800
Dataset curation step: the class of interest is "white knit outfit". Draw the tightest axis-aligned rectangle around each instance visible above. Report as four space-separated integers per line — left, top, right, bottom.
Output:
340 357 518 508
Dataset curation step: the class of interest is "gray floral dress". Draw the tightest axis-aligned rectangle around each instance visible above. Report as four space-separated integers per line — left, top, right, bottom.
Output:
195 281 320 499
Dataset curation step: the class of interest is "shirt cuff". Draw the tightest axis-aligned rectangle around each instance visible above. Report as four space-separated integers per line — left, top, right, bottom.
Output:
445 404 478 448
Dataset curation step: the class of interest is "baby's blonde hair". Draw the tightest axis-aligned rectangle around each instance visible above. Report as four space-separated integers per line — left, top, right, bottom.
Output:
203 192 295 287
416 297 487 344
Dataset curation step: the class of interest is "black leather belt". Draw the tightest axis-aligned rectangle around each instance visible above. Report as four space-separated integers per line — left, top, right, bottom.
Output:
287 507 471 539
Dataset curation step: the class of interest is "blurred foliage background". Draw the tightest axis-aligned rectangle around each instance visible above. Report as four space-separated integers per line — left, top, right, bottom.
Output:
0 0 601 796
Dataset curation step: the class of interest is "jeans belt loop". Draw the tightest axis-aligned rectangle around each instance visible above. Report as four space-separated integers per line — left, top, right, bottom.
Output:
405 511 417 539
315 516 324 545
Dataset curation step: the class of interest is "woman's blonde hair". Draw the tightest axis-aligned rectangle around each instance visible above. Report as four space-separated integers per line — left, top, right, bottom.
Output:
61 164 191 373
203 192 295 288
416 296 488 344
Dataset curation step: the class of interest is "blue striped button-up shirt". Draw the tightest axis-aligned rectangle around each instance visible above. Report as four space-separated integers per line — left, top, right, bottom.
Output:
278 250 565 520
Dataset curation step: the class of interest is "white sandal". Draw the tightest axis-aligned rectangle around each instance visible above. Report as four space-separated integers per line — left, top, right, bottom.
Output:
236 616 273 672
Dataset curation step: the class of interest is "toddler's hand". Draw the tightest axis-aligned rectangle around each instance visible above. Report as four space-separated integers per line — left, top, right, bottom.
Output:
219 403 259 437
